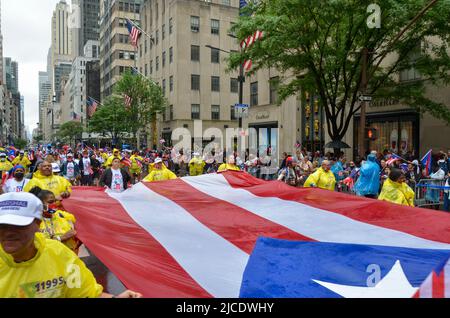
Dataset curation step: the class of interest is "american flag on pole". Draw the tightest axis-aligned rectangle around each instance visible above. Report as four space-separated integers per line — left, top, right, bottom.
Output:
124 94 133 109
63 172 450 298
87 97 99 117
126 19 141 48
239 0 264 72
386 153 402 166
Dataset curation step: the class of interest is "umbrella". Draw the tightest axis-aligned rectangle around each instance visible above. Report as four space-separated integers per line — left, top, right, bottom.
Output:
324 140 351 149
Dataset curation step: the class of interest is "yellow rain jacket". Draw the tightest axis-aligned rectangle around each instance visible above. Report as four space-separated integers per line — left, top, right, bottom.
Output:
304 167 336 191
378 178 415 207
40 210 78 252
189 157 205 176
12 155 32 171
101 153 109 167
0 160 13 176
143 168 177 182
105 154 122 167
217 164 240 172
130 155 144 174
0 233 103 298
23 172 72 199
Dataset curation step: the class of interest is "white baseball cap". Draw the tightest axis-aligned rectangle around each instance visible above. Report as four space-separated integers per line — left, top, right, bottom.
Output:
0 192 43 226
154 157 163 164
51 162 61 173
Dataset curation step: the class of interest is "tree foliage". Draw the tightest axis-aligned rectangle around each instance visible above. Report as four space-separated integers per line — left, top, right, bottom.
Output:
229 0 450 144
13 138 28 149
114 70 168 148
57 121 84 146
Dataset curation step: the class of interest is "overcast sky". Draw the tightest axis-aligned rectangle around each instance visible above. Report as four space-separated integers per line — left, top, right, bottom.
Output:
2 0 64 136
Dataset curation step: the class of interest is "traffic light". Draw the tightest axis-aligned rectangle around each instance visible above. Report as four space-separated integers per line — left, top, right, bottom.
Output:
366 128 378 141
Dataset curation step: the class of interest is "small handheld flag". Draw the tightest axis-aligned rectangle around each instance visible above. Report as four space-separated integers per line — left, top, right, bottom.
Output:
421 149 432 176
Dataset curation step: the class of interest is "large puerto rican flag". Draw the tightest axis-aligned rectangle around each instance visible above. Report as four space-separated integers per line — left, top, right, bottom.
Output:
63 172 450 298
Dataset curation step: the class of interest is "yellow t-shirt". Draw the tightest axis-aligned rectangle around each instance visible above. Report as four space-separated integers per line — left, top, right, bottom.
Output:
0 233 103 298
130 155 144 173
217 164 240 172
40 210 78 251
143 169 177 182
189 158 206 176
12 156 32 170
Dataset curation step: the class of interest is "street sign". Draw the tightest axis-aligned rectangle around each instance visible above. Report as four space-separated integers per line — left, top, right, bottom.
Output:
359 95 372 102
235 104 249 119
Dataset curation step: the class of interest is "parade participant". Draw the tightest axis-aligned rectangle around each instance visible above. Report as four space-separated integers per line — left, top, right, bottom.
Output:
378 168 415 207
277 157 297 186
79 149 94 186
99 158 132 192
304 160 336 191
23 161 72 204
61 153 80 185
218 155 241 172
90 153 102 185
143 157 177 182
189 153 205 176
52 163 61 176
105 149 122 167
130 150 144 182
353 154 380 198
175 149 189 177
12 151 32 173
2 165 30 193
0 153 13 180
0 192 142 298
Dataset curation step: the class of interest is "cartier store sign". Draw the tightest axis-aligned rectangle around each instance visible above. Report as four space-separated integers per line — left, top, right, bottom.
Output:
256 111 270 120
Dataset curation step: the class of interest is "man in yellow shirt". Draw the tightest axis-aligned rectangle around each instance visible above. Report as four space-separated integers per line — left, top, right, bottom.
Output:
304 160 336 191
0 153 13 179
189 153 206 176
105 149 122 167
378 168 415 207
23 161 72 204
218 155 241 172
12 151 32 173
130 151 144 182
143 157 177 182
0 192 142 298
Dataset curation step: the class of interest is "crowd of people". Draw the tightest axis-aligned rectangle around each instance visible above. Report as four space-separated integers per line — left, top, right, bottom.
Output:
0 142 449 298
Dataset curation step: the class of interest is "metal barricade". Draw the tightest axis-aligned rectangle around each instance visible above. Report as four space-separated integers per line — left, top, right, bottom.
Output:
414 179 448 208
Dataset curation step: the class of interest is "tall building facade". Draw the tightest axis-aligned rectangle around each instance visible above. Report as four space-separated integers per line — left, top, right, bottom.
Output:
99 0 143 100
0 0 4 85
72 0 101 56
38 72 52 138
4 57 18 94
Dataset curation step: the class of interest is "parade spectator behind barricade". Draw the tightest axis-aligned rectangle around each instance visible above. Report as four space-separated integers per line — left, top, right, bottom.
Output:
245 154 259 178
378 168 415 207
174 149 189 177
61 153 80 185
296 155 314 185
446 150 450 173
79 150 95 186
99 157 132 192
304 160 336 191
218 155 242 173
0 192 142 298
277 157 298 186
331 157 346 183
203 149 219 175
23 161 72 205
354 154 381 199
0 153 13 181
405 160 422 189
12 150 32 173
426 163 446 210
437 152 448 175
143 157 177 182
279 153 290 170
2 165 30 194
29 187 80 254
443 171 450 212
189 153 206 176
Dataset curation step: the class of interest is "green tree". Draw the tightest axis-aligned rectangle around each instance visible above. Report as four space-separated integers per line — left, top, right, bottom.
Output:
229 0 450 154
88 96 133 145
114 70 168 148
13 138 28 149
57 121 84 146
33 135 43 144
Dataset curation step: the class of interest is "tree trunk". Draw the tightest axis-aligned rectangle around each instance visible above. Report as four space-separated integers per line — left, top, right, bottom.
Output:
151 115 157 149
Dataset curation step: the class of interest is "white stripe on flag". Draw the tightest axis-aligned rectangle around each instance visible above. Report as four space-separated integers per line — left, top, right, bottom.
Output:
419 274 433 298
106 183 249 298
182 174 450 250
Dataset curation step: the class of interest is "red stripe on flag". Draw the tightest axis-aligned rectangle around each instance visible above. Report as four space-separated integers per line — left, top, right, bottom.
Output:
143 179 314 254
221 172 450 244
63 187 211 298
432 271 445 298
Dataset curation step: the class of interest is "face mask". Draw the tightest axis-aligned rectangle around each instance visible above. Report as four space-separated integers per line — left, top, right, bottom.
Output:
14 173 24 179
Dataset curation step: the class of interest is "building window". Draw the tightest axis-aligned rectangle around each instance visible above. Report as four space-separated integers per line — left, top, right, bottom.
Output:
150 60 153 74
162 24 166 40
211 48 220 63
191 16 200 33
400 45 421 82
169 18 173 34
269 77 280 104
211 105 220 120
191 104 200 119
230 105 237 120
156 57 159 71
230 78 239 93
145 64 148 76
140 44 143 57
211 76 220 92
191 45 200 61
156 30 159 45
170 76 174 92
169 47 173 63
162 51 166 67
222 0 231 5
162 79 166 96
144 39 147 53
191 74 200 90
211 19 220 35
250 82 258 106
170 105 174 120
